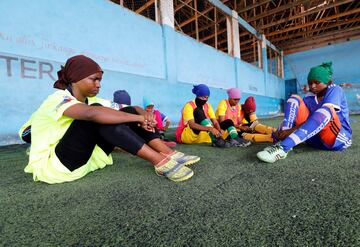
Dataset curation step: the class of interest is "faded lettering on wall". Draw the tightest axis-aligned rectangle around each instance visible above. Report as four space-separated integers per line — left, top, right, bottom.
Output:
0 54 56 81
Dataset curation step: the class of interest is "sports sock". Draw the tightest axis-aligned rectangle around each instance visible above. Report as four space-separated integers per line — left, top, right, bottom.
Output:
200 119 216 141
242 133 273 143
227 126 238 139
282 97 300 130
254 124 275 135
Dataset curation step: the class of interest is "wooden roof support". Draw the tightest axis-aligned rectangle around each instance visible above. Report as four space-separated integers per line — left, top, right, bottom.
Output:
238 37 258 47
118 0 360 55
237 0 272 14
175 0 193 12
260 0 356 31
215 36 230 46
215 30 259 48
215 7 218 48
282 25 360 51
178 4 215 28
239 44 260 54
247 0 311 23
240 42 279 57
253 36 257 64
188 15 226 37
194 0 199 40
285 33 360 54
269 0 284 26
135 0 155 14
271 5 287 32
267 7 360 37
200 28 227 42
201 0 277 49
241 37 279 54
310 7 327 33
270 16 360 43
240 50 257 61
286 27 360 48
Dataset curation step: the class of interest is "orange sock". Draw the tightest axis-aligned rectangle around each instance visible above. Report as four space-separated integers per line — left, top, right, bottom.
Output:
242 133 273 143
254 124 275 135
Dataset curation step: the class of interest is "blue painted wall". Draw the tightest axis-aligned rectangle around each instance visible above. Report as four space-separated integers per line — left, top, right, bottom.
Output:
0 0 283 145
284 40 360 113
176 33 236 89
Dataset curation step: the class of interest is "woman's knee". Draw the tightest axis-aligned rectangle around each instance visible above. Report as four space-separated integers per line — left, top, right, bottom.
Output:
287 95 309 126
99 124 145 155
286 95 302 107
220 119 234 130
120 106 138 114
193 108 207 123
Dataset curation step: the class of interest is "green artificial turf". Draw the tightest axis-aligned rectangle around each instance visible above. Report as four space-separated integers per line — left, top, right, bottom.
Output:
1 116 360 246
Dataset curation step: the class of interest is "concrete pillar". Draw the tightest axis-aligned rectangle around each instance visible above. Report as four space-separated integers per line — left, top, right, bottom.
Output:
157 0 176 82
226 10 240 58
154 0 160 23
162 26 177 82
276 52 281 78
280 50 284 78
257 40 262 68
261 34 268 94
158 0 174 28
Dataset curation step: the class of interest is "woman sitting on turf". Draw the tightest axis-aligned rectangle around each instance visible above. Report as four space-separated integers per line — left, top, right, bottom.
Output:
238 96 277 143
215 88 252 147
113 89 132 108
143 97 176 147
257 62 352 163
19 55 199 184
175 84 231 148
112 91 176 147
216 90 275 144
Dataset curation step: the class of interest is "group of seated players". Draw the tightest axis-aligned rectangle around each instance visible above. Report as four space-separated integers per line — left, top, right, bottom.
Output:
113 86 274 149
19 55 353 184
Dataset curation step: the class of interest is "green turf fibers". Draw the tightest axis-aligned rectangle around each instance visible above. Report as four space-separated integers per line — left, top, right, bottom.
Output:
1 116 359 246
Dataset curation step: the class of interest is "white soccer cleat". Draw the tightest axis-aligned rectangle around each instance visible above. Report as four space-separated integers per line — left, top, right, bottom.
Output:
257 143 288 163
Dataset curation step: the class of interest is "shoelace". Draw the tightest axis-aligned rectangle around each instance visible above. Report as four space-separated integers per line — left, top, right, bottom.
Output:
267 145 281 154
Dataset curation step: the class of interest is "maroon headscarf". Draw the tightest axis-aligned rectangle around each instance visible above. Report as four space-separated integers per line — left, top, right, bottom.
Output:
53 55 103 89
243 96 256 113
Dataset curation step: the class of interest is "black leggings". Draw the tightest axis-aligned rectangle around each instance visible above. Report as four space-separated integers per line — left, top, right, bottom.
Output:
219 119 235 130
192 107 208 135
220 119 241 140
55 106 159 171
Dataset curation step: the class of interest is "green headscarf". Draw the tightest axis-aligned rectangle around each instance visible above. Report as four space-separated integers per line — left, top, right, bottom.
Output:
307 61 333 84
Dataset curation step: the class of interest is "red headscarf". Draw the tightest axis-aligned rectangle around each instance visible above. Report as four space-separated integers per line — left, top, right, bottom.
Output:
243 96 256 113
53 55 103 89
